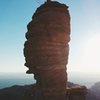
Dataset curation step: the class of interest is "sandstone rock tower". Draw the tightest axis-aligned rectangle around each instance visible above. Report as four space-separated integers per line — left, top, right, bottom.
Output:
24 0 70 100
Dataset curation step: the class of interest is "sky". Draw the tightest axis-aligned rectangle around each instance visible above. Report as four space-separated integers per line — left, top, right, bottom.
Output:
0 0 100 74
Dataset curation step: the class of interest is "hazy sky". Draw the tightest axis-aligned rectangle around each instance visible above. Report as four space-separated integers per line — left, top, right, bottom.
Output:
0 0 100 73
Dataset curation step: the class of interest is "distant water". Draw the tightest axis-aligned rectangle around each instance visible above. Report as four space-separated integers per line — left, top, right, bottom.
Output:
0 72 100 89
0 73 36 89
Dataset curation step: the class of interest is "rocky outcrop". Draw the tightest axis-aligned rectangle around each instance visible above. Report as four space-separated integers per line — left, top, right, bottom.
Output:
24 1 70 100
86 90 100 100
86 82 100 100
2 83 100 100
0 82 88 100
67 86 87 100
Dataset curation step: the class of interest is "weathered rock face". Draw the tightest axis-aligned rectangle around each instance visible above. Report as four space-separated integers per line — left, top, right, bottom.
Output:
67 86 87 100
24 1 70 100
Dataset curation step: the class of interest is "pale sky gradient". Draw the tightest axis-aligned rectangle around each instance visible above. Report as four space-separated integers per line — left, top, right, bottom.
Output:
0 0 100 73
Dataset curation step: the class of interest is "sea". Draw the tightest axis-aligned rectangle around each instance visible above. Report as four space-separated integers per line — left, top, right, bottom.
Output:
0 72 36 89
0 72 100 89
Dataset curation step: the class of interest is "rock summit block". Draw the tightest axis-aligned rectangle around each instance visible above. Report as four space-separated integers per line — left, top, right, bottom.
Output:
24 1 70 100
